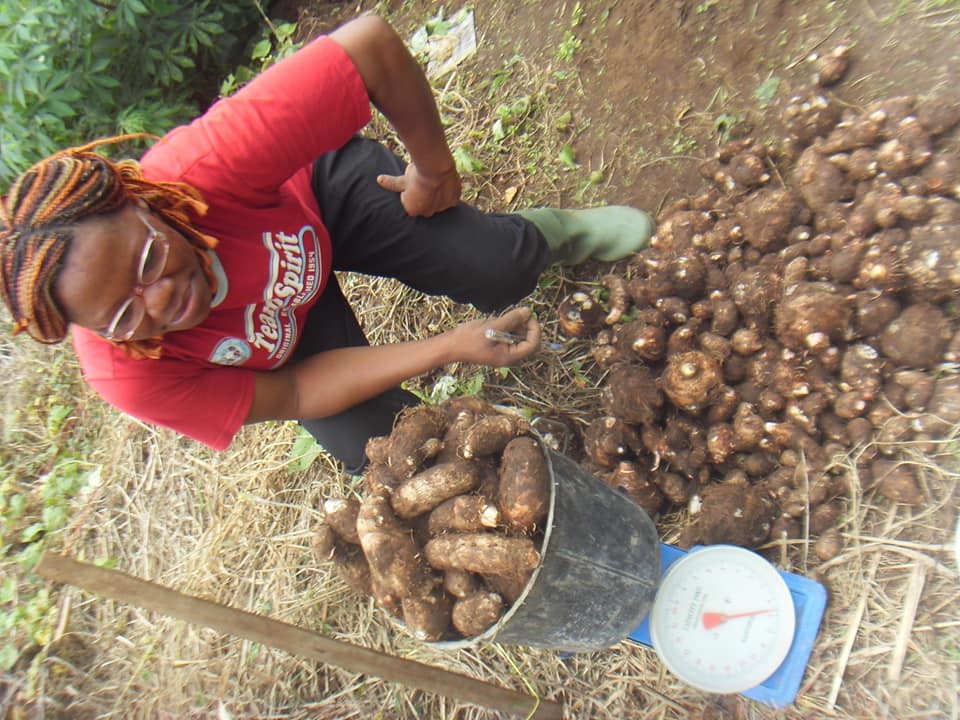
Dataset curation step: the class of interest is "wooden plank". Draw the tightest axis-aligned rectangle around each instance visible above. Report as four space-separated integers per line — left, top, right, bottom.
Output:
36 552 563 719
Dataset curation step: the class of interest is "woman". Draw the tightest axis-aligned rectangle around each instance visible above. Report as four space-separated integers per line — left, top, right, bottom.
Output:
0 15 652 472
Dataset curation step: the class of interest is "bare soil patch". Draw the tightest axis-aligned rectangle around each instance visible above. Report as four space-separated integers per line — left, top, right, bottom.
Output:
468 0 960 214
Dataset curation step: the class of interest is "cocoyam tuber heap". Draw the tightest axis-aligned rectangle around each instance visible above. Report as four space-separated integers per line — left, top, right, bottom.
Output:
561 63 960 552
311 400 553 643
308 61 960 639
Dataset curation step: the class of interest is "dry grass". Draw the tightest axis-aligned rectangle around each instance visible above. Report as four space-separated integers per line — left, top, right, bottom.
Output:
3 2 960 719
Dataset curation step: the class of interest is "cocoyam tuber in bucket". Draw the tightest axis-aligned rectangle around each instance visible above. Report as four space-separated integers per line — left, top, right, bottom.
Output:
432 437 661 652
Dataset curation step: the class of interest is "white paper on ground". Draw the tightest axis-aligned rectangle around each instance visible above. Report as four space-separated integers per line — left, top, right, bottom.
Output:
410 8 478 79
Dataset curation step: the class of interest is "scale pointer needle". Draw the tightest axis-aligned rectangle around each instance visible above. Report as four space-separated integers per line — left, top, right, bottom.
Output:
701 609 774 630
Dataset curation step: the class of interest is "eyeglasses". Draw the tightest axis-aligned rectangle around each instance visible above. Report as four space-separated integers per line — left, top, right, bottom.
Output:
102 209 170 341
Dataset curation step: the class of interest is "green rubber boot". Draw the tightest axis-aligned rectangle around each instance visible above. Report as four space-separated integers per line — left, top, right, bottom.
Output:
518 206 654 265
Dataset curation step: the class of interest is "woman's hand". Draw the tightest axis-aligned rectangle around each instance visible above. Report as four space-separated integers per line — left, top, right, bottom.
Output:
451 306 542 367
377 162 462 217
247 306 541 423
331 17 461 218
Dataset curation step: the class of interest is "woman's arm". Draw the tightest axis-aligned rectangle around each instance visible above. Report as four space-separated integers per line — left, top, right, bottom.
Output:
330 15 462 217
245 307 540 423
246 16 522 425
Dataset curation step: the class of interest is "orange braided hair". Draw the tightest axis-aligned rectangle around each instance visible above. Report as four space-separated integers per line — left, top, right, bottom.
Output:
0 135 218 357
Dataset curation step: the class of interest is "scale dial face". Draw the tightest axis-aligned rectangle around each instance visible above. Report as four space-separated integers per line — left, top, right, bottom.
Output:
649 545 796 694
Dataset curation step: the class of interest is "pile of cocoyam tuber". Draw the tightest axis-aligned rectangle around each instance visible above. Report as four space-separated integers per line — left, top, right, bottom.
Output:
564 51 960 562
312 398 551 642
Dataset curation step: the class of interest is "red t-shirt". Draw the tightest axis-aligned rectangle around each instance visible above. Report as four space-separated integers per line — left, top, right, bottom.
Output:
72 36 372 450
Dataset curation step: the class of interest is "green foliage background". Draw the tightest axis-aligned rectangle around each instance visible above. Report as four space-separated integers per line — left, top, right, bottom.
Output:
0 0 264 185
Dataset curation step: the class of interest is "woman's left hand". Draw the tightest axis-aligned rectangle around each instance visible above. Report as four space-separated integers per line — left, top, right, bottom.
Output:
451 306 542 367
377 162 462 217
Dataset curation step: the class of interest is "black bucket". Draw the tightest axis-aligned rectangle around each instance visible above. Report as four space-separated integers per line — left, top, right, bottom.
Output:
432 441 661 652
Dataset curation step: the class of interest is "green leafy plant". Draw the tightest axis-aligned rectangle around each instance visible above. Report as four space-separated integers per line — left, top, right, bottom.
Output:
558 144 579 168
288 427 325 473
556 30 583 62
670 132 698 154
754 76 782 108
491 96 533 143
453 146 485 174
568 358 590 387
0 0 260 185
576 166 606 200
713 111 746 144
485 55 522 98
405 372 487 405
220 17 302 96
571 2 587 26
554 110 574 133
1 386 101 675
556 5 587 64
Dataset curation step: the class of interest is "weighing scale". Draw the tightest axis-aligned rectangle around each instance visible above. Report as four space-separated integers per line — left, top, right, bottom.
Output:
628 543 827 708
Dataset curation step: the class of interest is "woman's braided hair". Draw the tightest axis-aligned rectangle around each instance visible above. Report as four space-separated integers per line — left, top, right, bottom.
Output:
0 135 217 356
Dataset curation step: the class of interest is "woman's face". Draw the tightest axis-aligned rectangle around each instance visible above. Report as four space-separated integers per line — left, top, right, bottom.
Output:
55 202 213 341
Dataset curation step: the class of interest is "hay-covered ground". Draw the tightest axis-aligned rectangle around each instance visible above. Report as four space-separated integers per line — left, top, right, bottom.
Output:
3 1 959 718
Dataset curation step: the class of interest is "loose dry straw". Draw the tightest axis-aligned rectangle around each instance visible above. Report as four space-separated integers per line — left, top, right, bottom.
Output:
826 504 897 709
885 560 927 684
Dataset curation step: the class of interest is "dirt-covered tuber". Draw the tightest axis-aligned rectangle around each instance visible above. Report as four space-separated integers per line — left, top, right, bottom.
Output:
388 406 448 477
497 436 551 533
451 591 506 638
424 533 541 576
679 483 776 548
660 351 723 413
460 413 530 459
391 460 482 519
